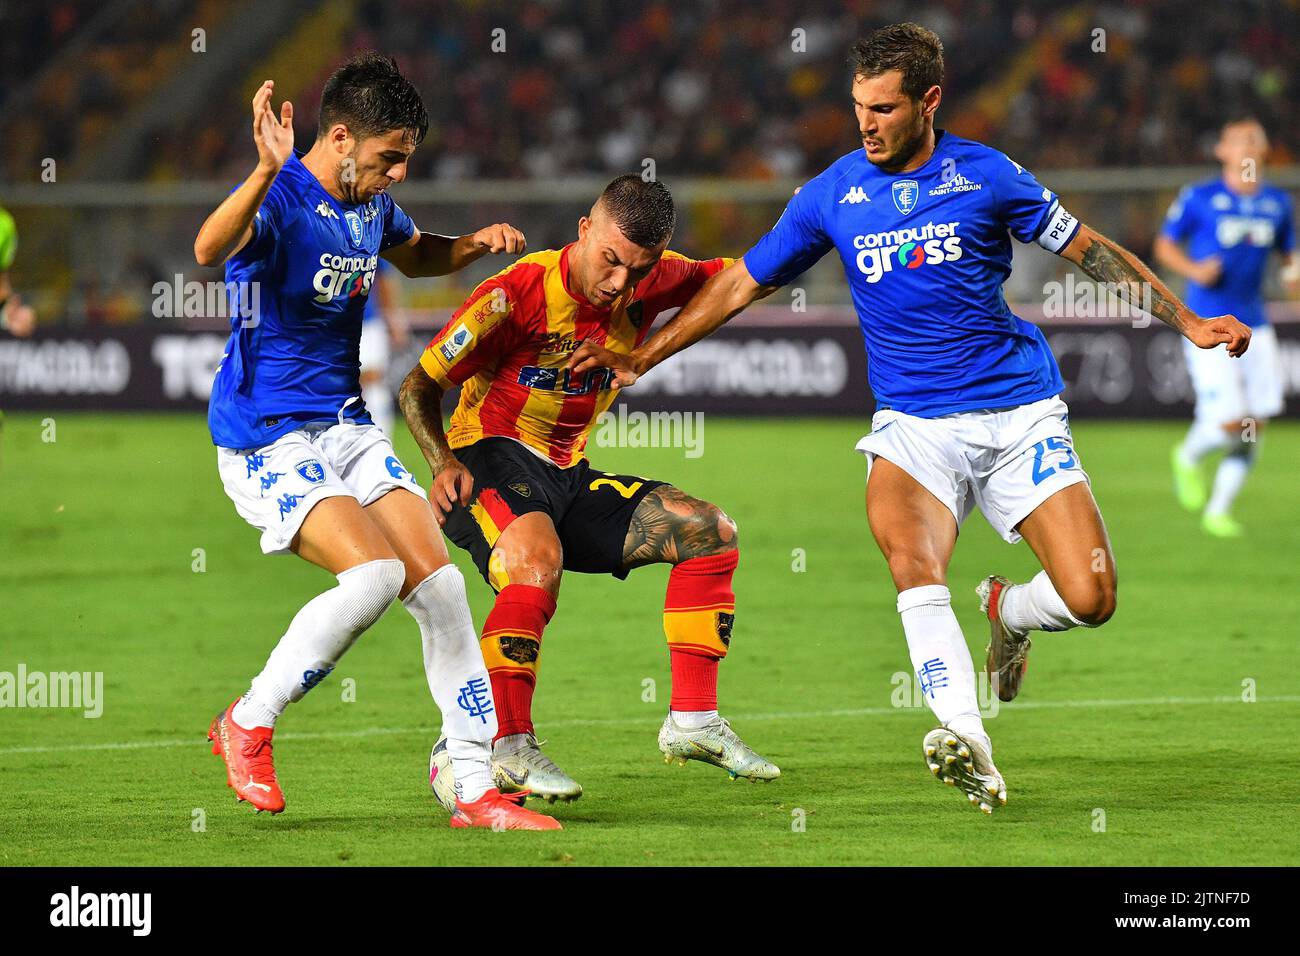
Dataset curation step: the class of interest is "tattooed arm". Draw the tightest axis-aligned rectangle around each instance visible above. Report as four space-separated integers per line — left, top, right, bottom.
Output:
397 366 473 526
1059 224 1252 357
622 486 737 569
383 223 526 279
568 259 780 387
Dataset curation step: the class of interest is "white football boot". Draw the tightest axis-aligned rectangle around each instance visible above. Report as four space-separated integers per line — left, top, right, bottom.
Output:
428 736 458 813
922 727 1007 814
657 713 780 781
431 733 583 807
492 733 583 803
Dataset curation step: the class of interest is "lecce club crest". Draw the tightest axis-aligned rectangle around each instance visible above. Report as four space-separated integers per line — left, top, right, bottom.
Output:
892 179 920 216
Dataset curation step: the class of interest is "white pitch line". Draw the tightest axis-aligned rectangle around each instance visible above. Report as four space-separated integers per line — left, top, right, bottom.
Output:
2 693 1296 757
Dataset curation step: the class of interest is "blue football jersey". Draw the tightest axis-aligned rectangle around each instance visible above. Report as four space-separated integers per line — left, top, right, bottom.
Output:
1160 178 1295 328
743 130 1080 417
208 152 416 449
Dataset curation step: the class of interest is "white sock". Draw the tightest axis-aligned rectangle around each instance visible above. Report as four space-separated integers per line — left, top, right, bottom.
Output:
998 570 1086 635
897 585 987 750
233 558 405 729
403 564 497 802
671 709 719 729
1179 420 1232 465
1206 443 1255 516
363 382 395 435
445 750 493 803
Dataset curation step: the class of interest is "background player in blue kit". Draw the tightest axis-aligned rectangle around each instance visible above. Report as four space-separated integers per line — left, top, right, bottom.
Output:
1156 117 1298 538
194 53 558 829
571 22 1252 813
359 258 411 436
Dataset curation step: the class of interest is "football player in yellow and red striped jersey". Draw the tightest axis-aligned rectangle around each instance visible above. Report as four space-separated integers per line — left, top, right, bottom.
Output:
400 175 779 803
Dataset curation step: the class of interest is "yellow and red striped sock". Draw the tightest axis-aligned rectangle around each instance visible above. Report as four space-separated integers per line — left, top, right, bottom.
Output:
663 550 737 711
479 584 556 740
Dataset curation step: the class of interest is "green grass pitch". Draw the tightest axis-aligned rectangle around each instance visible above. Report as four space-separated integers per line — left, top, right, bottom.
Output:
1 412 1296 866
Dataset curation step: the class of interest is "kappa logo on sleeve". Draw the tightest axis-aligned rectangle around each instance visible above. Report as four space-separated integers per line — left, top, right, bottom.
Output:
438 322 474 362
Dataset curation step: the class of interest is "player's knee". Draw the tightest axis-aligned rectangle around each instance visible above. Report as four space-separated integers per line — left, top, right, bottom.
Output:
493 535 563 593
718 508 738 549
678 501 738 558
884 549 945 591
1066 581 1116 628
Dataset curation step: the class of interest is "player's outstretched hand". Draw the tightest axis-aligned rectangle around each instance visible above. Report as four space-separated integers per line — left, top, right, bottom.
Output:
252 80 294 172
429 460 474 527
2 295 36 337
1187 314 1251 358
471 223 526 256
567 341 642 388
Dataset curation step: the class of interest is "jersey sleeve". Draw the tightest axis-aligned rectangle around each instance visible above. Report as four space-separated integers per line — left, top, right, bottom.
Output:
990 153 1080 253
1161 185 1197 243
232 174 293 264
418 280 516 389
742 176 833 286
649 251 734 310
1275 192 1295 254
380 195 417 252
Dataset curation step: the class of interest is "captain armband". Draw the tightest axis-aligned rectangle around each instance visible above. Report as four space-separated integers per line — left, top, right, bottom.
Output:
1035 201 1080 253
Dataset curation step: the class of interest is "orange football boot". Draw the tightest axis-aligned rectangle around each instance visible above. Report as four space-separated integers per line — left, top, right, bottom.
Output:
207 697 286 814
450 788 562 830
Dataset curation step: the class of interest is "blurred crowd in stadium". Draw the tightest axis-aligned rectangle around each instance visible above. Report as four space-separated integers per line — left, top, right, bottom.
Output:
0 0 1296 327
3 0 1295 184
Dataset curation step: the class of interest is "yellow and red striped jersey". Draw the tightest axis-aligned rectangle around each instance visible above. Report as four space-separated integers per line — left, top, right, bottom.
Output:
419 243 729 467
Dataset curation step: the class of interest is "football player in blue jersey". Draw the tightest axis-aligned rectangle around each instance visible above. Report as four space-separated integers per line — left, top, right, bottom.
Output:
1156 116 1298 538
570 23 1252 813
194 52 558 829
358 258 410 436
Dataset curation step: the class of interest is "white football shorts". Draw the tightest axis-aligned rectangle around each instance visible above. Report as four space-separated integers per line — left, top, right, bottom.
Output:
855 395 1090 544
1182 323 1284 424
217 420 426 555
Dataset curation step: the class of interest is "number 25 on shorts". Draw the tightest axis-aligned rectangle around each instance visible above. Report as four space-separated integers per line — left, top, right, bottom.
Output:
1029 437 1077 486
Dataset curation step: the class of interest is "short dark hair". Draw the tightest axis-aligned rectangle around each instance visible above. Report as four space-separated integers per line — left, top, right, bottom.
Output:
597 175 676 248
848 22 944 101
317 51 428 146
